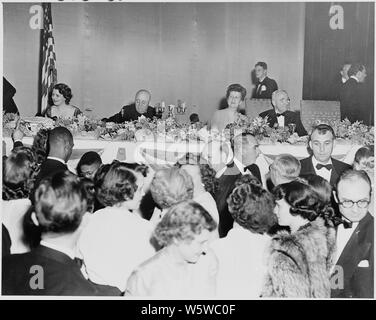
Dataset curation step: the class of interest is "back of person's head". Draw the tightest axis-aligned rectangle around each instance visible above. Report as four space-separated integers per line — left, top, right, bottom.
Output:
255 61 267 70
299 174 332 205
95 161 138 207
189 113 200 124
227 181 276 234
226 83 247 101
270 154 301 185
80 177 95 213
31 128 50 165
354 146 374 172
153 200 217 247
34 170 87 234
273 180 334 222
348 62 365 77
76 151 102 177
234 173 262 188
150 167 194 209
120 162 149 177
49 126 73 147
3 146 38 200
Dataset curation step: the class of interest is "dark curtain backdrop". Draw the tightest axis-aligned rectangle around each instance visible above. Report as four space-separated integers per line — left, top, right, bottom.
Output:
303 2 374 124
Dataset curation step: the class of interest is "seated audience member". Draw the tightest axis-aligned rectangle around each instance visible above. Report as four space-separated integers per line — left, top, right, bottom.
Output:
149 166 194 225
268 154 301 190
252 61 278 99
2 171 120 296
102 89 156 123
353 145 374 214
261 180 336 298
339 63 369 124
77 161 155 292
2 147 38 254
259 90 307 136
189 113 200 124
125 201 218 297
331 170 374 298
76 151 102 181
211 84 247 131
43 83 82 119
179 162 219 225
211 181 276 297
34 126 74 189
300 124 351 186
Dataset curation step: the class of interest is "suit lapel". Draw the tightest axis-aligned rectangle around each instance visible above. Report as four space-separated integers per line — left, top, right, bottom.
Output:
330 158 340 186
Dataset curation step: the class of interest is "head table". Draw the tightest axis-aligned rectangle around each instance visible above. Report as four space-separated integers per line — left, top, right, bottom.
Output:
3 136 362 187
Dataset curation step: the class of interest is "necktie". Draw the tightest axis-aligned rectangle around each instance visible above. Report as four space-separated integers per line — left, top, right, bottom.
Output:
316 163 333 171
276 112 286 117
342 219 353 229
256 83 262 95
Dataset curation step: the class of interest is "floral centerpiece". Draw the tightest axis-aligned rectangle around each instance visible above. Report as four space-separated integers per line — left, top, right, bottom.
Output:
2 112 18 136
314 118 374 146
55 114 103 139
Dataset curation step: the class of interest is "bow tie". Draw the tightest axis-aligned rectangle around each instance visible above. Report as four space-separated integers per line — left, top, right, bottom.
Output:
276 112 286 117
342 220 353 229
316 163 333 171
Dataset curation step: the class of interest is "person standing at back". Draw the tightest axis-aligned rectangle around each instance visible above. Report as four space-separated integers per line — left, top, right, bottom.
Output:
252 62 278 99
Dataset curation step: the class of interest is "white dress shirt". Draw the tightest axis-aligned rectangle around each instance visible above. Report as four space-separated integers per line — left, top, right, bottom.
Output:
276 114 285 128
210 226 271 298
312 157 333 183
47 156 66 164
77 206 155 291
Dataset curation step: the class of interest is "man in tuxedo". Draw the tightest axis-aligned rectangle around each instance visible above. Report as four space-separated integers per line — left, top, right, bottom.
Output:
34 126 74 189
259 90 307 136
102 89 157 123
300 124 351 187
339 63 369 124
252 62 278 99
331 170 373 298
2 170 120 296
201 134 261 237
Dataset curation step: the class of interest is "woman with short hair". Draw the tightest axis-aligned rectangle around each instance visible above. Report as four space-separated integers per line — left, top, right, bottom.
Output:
211 181 276 297
261 180 337 298
78 161 155 292
2 146 39 254
44 83 82 119
125 200 218 297
210 83 247 131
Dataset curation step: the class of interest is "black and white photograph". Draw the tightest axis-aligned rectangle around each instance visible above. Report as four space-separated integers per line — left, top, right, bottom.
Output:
1 0 374 303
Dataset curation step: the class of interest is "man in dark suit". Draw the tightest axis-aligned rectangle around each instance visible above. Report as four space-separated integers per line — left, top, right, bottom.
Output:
2 171 121 296
331 170 373 298
102 89 157 123
201 134 262 237
259 90 307 136
299 124 351 187
252 62 278 99
339 62 369 124
34 126 73 189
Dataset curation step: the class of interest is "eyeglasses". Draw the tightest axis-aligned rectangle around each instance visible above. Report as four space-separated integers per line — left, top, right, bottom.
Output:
338 199 370 208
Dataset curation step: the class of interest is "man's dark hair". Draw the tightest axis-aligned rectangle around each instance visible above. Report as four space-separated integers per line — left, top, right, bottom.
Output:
309 124 335 141
48 126 73 148
76 151 102 177
348 63 365 77
255 61 267 70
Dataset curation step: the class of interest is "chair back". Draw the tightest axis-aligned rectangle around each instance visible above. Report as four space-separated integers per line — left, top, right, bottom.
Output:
300 100 340 132
246 99 272 119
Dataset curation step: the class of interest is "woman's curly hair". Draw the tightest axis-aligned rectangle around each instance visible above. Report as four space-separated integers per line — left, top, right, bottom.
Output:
150 167 194 209
227 182 276 234
273 180 336 223
34 171 87 234
31 128 50 165
3 146 39 200
48 83 73 105
153 200 217 247
95 161 138 207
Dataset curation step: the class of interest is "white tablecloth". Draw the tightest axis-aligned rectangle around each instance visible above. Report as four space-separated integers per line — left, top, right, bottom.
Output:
3 136 362 186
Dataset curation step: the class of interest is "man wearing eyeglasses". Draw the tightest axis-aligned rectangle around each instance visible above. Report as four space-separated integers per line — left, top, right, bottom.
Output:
331 169 374 298
102 89 158 123
258 90 307 136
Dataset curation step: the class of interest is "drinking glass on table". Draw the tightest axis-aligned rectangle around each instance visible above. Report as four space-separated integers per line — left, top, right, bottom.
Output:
288 123 296 134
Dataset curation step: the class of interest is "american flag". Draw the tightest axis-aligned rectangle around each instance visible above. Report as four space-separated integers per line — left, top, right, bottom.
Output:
40 3 57 114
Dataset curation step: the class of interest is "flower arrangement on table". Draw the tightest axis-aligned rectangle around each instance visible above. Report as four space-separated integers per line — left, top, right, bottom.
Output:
54 114 103 139
314 118 374 146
